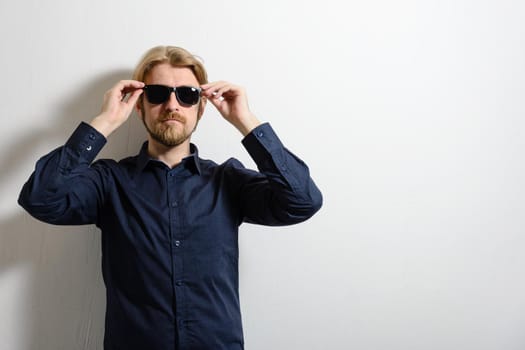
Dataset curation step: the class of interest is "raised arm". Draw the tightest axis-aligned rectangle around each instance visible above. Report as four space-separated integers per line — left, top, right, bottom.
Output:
236 123 323 226
89 80 144 137
18 80 144 225
201 80 322 225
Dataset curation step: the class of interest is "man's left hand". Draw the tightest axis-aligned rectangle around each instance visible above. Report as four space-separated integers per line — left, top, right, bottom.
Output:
201 81 261 136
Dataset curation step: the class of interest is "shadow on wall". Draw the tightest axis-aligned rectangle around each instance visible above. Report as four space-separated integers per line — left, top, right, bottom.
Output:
0 70 144 350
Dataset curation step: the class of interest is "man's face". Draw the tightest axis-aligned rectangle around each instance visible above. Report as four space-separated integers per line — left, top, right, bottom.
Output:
139 63 202 148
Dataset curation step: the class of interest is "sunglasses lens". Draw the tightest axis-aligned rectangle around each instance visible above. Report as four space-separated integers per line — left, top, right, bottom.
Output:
144 85 201 105
176 86 201 105
144 85 171 104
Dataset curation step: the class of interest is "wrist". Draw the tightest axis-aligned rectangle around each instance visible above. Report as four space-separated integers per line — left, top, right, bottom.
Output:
89 114 122 138
235 113 262 137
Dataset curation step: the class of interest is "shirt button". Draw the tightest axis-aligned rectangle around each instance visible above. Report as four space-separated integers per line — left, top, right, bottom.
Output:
89 133 96 140
86 146 92 151
171 201 178 207
174 240 181 247
176 281 184 286
257 131 264 137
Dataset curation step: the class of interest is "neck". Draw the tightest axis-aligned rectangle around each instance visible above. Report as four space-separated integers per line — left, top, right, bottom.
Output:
147 138 192 169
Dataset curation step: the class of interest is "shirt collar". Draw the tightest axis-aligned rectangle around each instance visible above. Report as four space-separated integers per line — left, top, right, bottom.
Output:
186 143 202 174
135 142 202 175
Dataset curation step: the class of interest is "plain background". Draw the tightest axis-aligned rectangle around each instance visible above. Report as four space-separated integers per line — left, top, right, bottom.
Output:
1 0 524 349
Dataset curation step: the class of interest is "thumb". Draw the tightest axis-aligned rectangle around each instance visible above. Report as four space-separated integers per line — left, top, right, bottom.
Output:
127 89 144 106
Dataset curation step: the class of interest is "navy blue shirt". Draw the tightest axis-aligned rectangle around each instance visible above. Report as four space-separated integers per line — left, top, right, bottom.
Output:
18 122 322 350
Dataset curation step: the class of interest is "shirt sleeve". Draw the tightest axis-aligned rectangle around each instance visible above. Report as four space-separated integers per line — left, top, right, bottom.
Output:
237 122 323 226
18 122 108 225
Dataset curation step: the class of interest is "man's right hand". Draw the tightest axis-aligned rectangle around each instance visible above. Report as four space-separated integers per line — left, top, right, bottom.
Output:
89 80 144 138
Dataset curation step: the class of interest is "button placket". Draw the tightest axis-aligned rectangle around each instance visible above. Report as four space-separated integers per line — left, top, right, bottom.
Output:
166 170 186 332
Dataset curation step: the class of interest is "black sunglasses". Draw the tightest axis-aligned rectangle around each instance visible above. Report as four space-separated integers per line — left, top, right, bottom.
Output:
143 84 202 105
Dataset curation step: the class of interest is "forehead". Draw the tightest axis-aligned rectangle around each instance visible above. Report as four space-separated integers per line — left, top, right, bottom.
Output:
144 62 199 86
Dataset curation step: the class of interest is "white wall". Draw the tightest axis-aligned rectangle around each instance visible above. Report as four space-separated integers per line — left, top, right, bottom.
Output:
1 0 524 349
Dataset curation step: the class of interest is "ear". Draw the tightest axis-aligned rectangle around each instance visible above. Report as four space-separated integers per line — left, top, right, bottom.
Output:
136 97 144 117
197 96 207 120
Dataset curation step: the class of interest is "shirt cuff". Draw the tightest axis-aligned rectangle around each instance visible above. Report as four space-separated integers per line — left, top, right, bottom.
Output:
242 122 284 160
65 122 107 163
241 123 299 188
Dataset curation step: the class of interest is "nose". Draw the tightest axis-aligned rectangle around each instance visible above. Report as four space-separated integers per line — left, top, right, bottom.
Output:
165 91 181 111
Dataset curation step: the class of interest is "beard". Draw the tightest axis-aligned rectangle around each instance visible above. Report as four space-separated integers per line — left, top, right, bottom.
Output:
142 111 198 147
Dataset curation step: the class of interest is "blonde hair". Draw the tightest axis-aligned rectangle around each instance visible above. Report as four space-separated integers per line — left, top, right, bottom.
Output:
133 46 208 117
132 45 208 84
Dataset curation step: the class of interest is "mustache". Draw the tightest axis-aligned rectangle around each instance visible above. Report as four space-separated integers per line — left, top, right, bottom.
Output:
159 112 186 123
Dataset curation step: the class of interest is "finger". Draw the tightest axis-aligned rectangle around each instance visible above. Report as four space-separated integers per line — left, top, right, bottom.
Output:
119 79 145 89
214 84 234 99
201 81 229 97
206 92 228 113
200 81 225 90
113 80 144 97
125 88 144 106
115 80 144 103
211 86 236 101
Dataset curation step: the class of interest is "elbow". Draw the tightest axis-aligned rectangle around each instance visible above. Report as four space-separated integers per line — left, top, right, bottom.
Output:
18 187 67 225
311 188 323 215
304 186 323 219
18 185 35 214
18 192 52 223
276 188 323 225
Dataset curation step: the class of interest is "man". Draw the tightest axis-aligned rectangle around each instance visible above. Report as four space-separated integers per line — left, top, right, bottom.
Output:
18 46 322 349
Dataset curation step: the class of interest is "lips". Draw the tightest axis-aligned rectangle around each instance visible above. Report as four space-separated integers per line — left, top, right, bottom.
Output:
162 118 184 123
160 113 186 124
